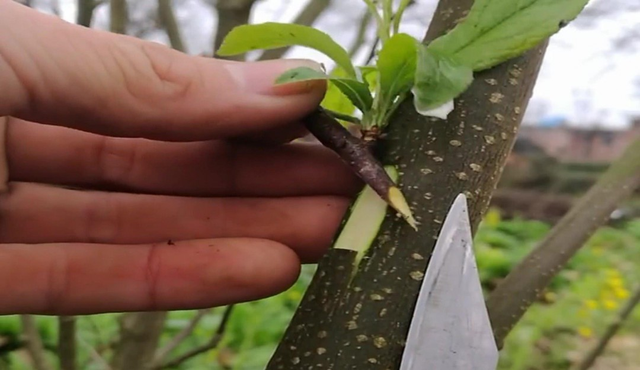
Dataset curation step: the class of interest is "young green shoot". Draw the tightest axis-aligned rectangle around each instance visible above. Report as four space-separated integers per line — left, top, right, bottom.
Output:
216 0 591 231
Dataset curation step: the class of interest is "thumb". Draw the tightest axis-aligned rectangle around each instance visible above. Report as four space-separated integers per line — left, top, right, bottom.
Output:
0 2 326 141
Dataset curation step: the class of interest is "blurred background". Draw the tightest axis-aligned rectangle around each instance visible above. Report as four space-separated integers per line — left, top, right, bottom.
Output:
2 1 639 369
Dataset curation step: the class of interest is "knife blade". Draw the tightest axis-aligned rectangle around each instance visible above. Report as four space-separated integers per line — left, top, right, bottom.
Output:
399 194 499 370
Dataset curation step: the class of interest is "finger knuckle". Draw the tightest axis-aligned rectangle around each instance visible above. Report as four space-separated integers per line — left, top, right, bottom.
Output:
83 192 121 244
96 136 138 185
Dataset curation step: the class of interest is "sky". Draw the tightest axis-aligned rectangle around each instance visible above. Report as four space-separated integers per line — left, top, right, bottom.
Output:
52 0 640 130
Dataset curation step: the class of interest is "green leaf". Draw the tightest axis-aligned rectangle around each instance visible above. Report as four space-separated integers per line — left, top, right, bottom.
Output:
427 0 590 71
359 66 378 92
275 67 373 112
321 68 357 121
412 46 473 114
217 22 357 77
376 33 418 108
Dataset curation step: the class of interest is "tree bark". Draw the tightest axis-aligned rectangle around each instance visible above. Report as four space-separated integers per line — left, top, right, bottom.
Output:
158 0 186 52
266 0 549 368
20 315 54 370
213 0 257 60
58 316 77 370
110 312 167 370
575 284 640 370
257 0 331 61
109 0 128 34
487 138 640 347
76 0 97 28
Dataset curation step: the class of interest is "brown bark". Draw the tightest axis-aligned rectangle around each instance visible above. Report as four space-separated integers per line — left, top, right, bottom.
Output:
109 0 128 34
110 312 167 370
265 0 549 368
487 138 640 347
20 315 54 370
158 0 186 52
58 316 77 370
213 0 257 60
77 0 97 28
257 0 331 61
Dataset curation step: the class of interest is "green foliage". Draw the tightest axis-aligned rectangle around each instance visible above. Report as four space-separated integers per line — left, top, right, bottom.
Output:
1 220 638 369
375 33 418 112
412 47 473 113
216 0 589 131
216 22 356 77
427 0 591 71
275 66 373 112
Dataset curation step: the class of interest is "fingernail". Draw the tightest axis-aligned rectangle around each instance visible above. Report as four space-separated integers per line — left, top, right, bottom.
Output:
224 59 326 96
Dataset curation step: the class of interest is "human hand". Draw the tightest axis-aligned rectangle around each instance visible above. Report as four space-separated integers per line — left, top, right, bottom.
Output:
0 1 360 315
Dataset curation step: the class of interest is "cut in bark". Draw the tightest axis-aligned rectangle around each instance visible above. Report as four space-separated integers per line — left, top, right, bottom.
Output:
266 0 549 368
302 107 416 228
487 138 640 347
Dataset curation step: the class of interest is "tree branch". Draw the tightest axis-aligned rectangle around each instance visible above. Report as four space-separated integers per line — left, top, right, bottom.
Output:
77 0 97 27
348 9 373 58
213 0 257 60
57 316 77 370
575 284 640 370
156 305 234 369
109 0 128 34
257 0 331 61
20 315 54 370
486 138 640 347
151 309 211 367
110 312 167 370
158 0 186 52
265 0 549 367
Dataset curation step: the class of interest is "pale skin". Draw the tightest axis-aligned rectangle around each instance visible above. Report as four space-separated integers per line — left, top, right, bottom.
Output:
0 1 360 315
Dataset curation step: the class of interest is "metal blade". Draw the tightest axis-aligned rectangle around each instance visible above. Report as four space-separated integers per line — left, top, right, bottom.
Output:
399 194 498 370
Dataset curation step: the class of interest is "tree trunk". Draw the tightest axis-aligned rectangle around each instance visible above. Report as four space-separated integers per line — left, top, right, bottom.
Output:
266 0 549 368
158 0 186 52
213 0 257 59
76 0 96 28
109 0 128 34
487 138 640 347
57 316 77 370
110 312 167 370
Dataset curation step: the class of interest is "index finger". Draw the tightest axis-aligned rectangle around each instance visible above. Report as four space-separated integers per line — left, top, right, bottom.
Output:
0 2 326 141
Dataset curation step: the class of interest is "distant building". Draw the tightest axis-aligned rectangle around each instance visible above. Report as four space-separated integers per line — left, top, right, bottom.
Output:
516 117 640 163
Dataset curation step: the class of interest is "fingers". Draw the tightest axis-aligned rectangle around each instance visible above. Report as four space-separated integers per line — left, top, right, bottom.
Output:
0 183 349 262
7 119 361 197
0 2 325 141
0 238 301 315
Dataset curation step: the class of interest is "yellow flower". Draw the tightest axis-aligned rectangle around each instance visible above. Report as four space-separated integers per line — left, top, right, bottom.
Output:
607 277 624 288
578 327 593 338
592 247 603 256
605 268 620 277
544 292 557 302
614 288 630 300
602 299 618 310
484 208 501 227
585 300 598 310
